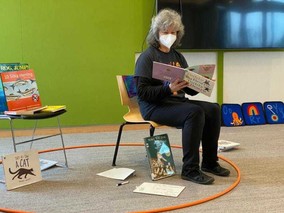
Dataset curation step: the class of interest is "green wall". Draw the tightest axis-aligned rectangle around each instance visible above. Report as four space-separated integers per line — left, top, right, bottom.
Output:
0 0 155 128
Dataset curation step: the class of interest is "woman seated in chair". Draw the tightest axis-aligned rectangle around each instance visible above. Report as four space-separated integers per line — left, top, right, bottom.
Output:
134 9 230 185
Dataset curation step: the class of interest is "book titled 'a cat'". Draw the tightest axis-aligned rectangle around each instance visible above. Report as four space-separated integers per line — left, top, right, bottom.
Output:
2 150 42 190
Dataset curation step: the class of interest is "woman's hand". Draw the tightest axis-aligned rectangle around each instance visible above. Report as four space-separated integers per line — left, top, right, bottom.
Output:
169 79 189 93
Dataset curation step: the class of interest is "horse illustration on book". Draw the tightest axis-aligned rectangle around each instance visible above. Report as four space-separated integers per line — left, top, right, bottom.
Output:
9 168 36 180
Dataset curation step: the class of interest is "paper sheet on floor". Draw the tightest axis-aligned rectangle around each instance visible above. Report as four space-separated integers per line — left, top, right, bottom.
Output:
133 182 185 197
97 168 135 180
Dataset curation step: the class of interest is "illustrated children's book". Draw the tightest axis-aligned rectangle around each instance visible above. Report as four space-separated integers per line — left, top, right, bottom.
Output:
221 104 245 126
152 61 215 97
144 134 176 181
0 63 29 72
2 150 42 190
0 69 42 111
263 101 284 124
0 81 7 113
241 102 266 125
0 63 30 113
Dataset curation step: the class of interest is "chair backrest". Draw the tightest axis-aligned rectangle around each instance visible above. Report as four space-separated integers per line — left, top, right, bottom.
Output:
116 75 139 109
116 75 161 127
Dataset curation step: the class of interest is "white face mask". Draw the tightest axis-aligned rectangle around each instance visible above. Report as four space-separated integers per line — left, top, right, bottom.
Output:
159 34 177 49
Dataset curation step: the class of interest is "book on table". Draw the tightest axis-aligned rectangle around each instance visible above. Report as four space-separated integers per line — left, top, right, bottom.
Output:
40 105 66 112
0 69 42 111
0 63 30 113
4 105 66 115
4 106 48 115
0 63 29 72
152 61 215 97
144 134 176 181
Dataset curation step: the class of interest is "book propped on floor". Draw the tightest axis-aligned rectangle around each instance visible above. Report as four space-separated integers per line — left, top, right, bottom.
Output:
40 105 66 112
4 106 48 115
144 134 176 181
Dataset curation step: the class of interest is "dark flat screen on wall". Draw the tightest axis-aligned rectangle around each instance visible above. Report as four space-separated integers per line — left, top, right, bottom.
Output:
157 0 284 50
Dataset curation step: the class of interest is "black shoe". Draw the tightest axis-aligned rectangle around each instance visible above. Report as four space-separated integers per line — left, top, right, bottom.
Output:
181 168 214 185
201 163 230 177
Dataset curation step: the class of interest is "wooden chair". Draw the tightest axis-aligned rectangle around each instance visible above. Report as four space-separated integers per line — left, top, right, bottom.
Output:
112 75 161 166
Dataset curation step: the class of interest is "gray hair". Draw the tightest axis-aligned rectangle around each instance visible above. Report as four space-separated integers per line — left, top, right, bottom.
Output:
147 9 184 48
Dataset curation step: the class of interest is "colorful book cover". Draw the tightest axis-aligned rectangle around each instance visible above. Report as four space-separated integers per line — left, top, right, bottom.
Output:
241 102 266 125
0 82 8 113
152 61 185 82
263 101 284 124
0 63 29 72
0 69 42 111
221 104 245 126
144 134 176 181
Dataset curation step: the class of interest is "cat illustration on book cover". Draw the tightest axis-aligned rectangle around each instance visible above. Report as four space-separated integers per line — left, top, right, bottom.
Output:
9 168 36 180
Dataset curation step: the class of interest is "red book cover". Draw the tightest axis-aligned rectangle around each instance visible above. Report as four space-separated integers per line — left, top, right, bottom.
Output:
1 69 42 111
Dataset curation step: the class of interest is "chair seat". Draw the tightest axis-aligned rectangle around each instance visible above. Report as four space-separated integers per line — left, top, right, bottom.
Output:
123 112 160 128
7 109 67 120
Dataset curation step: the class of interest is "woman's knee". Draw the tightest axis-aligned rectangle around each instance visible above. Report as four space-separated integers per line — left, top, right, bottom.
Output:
208 103 221 118
186 105 205 123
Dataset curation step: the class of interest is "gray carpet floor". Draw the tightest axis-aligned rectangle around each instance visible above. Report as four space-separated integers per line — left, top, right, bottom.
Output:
0 124 283 213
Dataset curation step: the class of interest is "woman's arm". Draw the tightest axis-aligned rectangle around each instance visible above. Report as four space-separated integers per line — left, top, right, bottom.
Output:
136 76 172 102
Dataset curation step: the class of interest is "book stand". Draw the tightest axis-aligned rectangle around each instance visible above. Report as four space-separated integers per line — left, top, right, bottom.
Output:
0 110 68 167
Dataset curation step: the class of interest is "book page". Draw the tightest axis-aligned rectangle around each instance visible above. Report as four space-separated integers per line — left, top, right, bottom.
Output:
184 71 215 97
97 168 135 180
187 64 215 79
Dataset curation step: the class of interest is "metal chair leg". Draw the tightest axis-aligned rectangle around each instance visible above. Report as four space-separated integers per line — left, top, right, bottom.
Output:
57 116 68 167
112 122 127 166
29 120 38 149
150 125 155 136
9 119 17 152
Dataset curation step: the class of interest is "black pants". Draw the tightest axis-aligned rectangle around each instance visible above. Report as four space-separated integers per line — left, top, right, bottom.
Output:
148 98 220 171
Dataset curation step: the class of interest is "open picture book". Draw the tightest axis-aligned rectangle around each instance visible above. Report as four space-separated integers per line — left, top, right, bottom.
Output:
152 61 215 97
